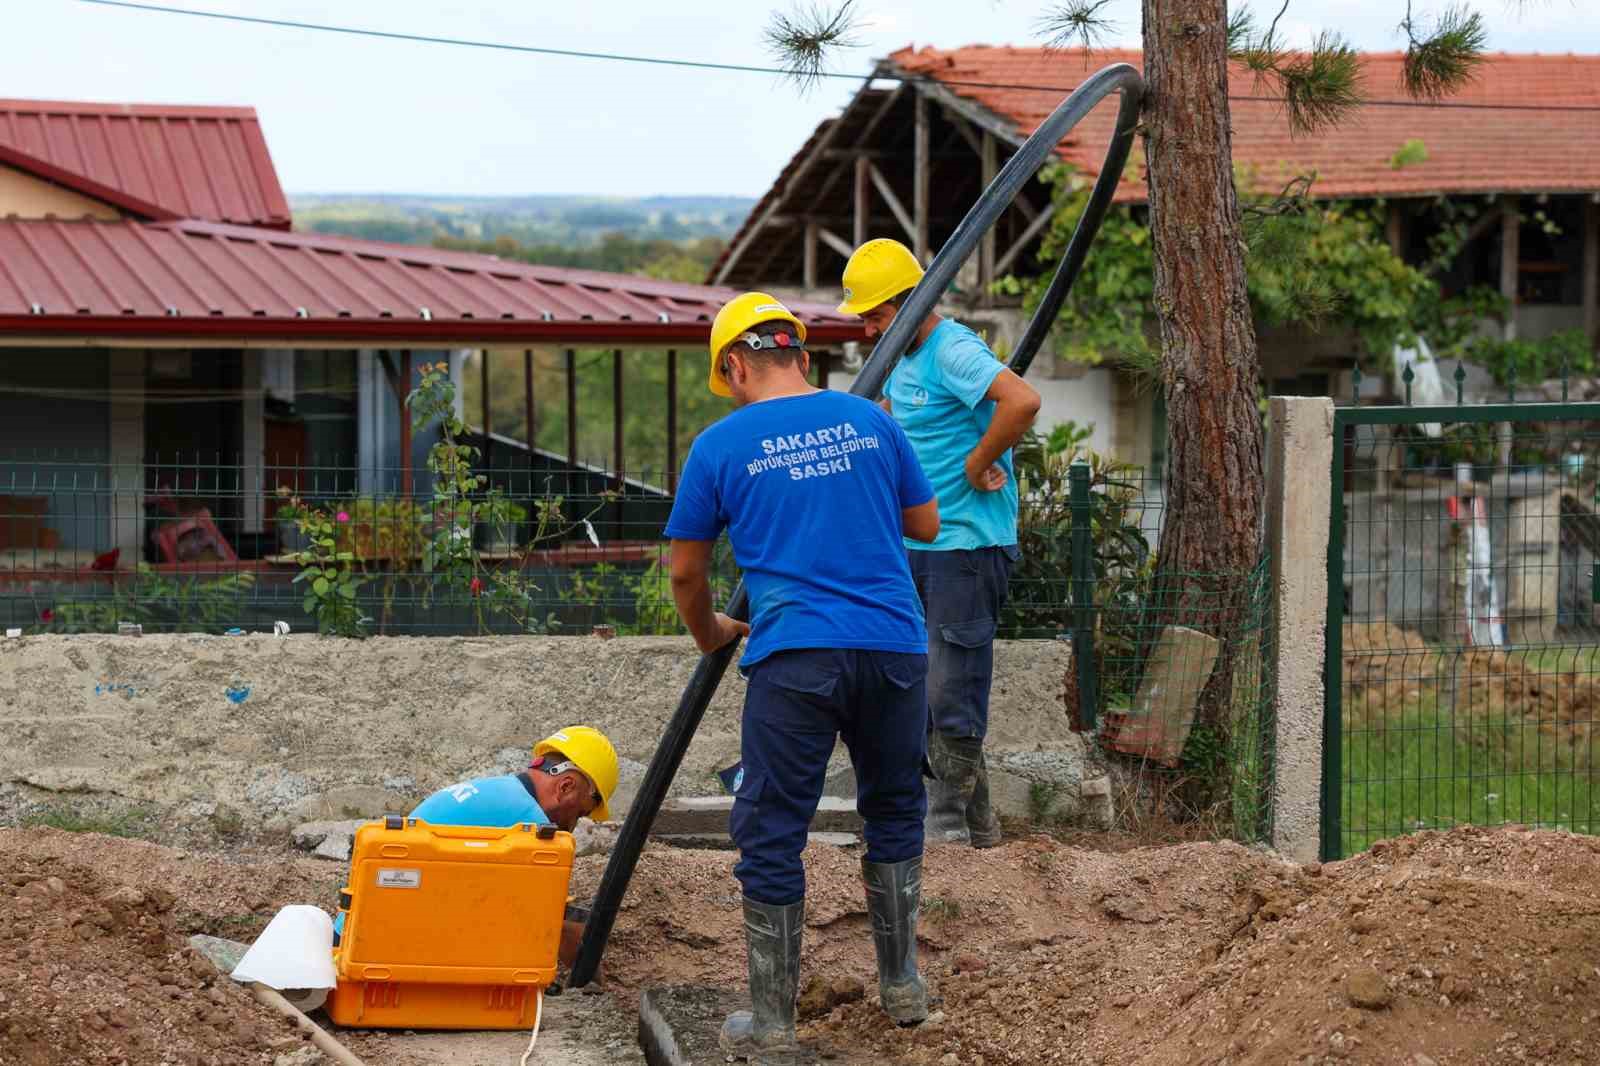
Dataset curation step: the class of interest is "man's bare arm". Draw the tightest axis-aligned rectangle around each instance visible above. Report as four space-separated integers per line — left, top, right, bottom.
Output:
964 368 1041 492
669 539 749 654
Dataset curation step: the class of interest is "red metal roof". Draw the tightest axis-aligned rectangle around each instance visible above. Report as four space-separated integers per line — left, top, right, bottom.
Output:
889 47 1600 201
0 98 291 228
0 218 865 346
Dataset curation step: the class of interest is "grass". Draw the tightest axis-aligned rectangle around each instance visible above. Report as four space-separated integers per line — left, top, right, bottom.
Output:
20 805 157 839
1028 781 1063 824
920 896 964 923
1339 694 1600 856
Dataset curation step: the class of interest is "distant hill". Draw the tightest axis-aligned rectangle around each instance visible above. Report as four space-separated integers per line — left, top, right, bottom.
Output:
289 193 755 248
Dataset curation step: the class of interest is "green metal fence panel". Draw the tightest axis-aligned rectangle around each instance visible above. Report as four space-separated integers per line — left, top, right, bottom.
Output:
1068 460 1099 733
1 442 1175 642
1324 388 1600 859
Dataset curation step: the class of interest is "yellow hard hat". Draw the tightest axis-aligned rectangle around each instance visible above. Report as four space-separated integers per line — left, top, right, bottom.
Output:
706 292 807 397
837 238 925 316
534 725 620 822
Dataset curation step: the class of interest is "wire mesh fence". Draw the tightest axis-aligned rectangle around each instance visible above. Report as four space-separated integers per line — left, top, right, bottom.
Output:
2 437 1182 640
1092 563 1276 843
1008 437 1273 842
1329 400 1600 858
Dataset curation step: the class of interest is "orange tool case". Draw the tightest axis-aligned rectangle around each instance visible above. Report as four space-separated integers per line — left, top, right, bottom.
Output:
328 815 574 1030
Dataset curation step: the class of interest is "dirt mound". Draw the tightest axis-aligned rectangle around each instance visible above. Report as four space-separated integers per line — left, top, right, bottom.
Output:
1342 622 1437 706
1343 623 1600 747
1130 826 1600 1065
0 846 300 1066
6 823 1600 1065
808 826 1600 1066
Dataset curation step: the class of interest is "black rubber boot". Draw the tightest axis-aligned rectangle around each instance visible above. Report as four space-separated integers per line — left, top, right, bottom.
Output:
861 855 929 1025
966 745 1003 849
924 732 977 845
719 897 803 1061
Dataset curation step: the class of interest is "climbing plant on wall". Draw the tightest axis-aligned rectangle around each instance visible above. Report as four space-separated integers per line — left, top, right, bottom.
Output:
997 164 1436 368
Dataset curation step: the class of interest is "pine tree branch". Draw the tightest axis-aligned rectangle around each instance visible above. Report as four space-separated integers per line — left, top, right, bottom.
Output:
764 0 863 94
1400 3 1488 100
1036 0 1119 54
1226 7 1259 59
1278 31 1364 135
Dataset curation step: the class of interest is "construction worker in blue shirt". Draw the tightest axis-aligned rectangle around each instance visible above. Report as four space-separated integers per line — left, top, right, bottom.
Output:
839 238 1042 851
666 292 941 1061
333 725 620 968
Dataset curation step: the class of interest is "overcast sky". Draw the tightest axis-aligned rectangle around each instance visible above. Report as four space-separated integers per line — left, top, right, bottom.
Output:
15 0 1596 199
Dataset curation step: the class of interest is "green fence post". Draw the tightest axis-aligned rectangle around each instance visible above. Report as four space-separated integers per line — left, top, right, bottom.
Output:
1069 461 1098 732
1321 416 1347 862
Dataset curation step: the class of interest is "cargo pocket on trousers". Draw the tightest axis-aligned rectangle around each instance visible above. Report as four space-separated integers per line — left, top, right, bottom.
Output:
880 653 924 692
933 618 998 735
750 652 841 728
728 767 767 851
939 618 997 652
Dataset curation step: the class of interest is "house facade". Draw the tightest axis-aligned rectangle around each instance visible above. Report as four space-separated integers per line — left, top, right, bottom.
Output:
0 97 862 579
711 47 1600 474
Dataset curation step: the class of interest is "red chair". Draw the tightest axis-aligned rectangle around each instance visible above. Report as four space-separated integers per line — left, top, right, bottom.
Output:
151 509 238 564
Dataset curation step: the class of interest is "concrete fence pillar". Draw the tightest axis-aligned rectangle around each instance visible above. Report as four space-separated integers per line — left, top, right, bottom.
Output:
1265 396 1334 862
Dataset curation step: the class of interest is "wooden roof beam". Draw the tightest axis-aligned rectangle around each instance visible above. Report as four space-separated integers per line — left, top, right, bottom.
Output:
868 160 917 244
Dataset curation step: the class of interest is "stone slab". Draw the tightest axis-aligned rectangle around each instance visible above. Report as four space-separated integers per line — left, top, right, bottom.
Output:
652 831 858 852
1103 625 1221 767
652 795 863 836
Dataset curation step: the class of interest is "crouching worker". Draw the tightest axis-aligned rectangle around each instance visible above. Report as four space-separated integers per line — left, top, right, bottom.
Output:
666 293 941 1060
333 725 620 968
410 725 619 833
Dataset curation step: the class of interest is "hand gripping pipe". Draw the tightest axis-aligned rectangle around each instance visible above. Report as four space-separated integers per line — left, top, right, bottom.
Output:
565 62 1144 989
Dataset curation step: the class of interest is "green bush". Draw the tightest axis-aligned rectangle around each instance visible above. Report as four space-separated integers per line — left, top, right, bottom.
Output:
43 567 255 634
1004 424 1153 641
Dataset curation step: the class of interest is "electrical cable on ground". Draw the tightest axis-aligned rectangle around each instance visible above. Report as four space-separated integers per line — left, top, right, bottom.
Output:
72 0 1600 114
517 988 544 1066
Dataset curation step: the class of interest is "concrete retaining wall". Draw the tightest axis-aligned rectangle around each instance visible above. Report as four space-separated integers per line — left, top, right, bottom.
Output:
0 633 1087 833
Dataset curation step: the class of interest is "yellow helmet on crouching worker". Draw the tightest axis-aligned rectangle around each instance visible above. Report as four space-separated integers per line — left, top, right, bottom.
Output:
706 292 807 397
533 725 620 822
837 237 925 316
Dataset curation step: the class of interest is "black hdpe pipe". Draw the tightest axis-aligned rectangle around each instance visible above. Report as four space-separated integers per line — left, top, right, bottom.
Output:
565 62 1145 990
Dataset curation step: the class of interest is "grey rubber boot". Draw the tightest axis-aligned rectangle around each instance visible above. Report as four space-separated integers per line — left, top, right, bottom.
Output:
862 855 929 1025
719 897 803 1061
924 732 979 845
965 745 1003 849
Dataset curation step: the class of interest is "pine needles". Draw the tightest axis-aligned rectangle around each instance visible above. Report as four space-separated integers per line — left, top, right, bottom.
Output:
763 0 863 93
1036 0 1120 54
1229 4 1364 136
1400 2 1488 100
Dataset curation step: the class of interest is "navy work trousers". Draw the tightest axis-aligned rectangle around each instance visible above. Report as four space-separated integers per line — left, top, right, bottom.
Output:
731 648 928 906
907 546 1019 740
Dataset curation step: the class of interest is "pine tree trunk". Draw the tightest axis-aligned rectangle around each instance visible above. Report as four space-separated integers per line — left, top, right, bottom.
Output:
1140 1 1266 793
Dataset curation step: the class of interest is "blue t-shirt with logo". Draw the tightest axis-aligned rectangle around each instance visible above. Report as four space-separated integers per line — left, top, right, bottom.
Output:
664 390 933 668
886 319 1017 551
409 774 552 827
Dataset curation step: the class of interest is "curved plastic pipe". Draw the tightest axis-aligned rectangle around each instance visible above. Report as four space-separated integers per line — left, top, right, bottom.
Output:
566 62 1146 990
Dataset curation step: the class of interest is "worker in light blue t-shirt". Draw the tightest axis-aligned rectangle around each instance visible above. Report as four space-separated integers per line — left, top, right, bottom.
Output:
332 725 619 955
839 238 1042 852
665 292 941 1060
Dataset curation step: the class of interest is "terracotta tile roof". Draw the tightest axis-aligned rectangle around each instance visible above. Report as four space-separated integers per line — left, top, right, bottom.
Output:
0 98 291 228
888 46 1600 200
0 217 865 346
